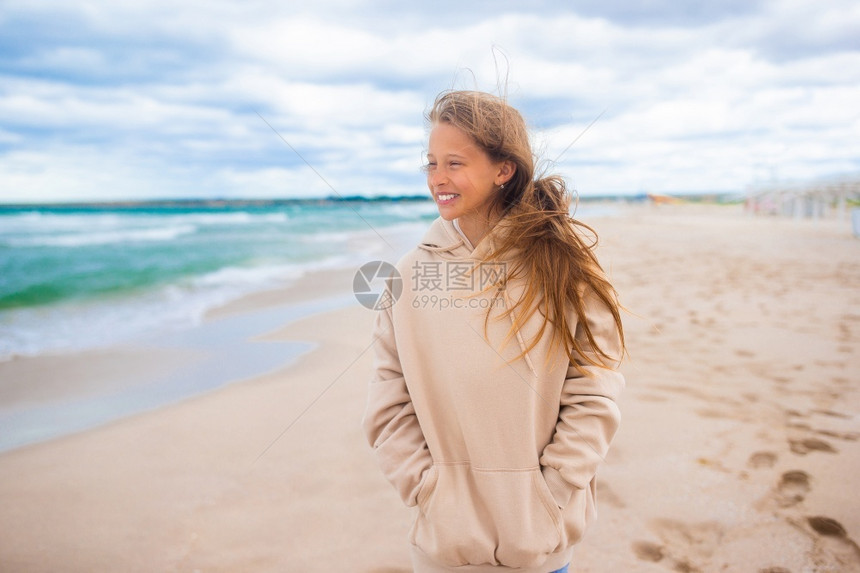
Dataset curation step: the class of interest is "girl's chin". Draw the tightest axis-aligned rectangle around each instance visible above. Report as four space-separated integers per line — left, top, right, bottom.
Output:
434 204 460 220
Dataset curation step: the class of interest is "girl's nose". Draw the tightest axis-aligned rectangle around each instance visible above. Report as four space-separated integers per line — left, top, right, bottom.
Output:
428 168 446 187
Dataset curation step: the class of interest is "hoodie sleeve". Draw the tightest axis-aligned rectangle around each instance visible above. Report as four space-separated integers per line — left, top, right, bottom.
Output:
361 302 433 507
539 288 625 508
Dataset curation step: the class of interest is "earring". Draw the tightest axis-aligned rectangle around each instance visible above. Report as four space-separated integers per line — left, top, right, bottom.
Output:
500 183 506 190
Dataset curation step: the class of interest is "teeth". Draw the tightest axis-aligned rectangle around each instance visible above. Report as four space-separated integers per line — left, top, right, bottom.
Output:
437 194 458 201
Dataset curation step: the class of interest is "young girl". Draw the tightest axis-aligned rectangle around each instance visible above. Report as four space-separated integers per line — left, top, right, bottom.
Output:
363 90 625 572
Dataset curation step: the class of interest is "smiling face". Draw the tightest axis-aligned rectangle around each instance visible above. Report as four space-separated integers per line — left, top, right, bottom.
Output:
425 122 513 242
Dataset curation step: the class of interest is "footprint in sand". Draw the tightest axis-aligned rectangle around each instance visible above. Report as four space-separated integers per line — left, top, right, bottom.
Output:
631 540 664 562
809 516 848 536
775 470 811 507
815 429 860 442
812 409 851 419
806 516 860 567
747 451 777 469
789 437 838 455
638 518 723 572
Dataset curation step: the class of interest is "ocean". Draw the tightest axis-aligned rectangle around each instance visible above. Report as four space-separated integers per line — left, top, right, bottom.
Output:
0 198 618 362
0 199 439 361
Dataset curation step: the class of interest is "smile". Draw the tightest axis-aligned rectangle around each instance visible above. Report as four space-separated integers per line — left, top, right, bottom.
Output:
436 193 459 202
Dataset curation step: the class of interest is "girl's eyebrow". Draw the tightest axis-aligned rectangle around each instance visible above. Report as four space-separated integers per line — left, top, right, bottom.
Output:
427 152 467 160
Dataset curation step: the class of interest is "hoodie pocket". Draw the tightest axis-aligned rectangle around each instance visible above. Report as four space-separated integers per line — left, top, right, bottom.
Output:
411 464 563 568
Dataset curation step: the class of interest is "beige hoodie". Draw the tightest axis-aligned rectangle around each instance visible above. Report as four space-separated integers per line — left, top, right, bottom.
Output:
362 217 624 572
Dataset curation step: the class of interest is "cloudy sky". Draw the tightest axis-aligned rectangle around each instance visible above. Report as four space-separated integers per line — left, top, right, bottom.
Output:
1 0 858 203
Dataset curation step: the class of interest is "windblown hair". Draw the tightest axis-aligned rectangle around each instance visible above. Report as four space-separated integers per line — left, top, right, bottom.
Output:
427 90 625 371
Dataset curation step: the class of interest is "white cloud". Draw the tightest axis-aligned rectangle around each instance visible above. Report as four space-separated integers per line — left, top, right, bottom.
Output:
0 0 858 202
0 147 179 202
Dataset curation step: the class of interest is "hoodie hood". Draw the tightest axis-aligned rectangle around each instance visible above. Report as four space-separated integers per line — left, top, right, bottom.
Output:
417 217 501 260
414 216 537 376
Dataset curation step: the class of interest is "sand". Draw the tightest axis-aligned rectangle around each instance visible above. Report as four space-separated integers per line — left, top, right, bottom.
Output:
0 203 858 572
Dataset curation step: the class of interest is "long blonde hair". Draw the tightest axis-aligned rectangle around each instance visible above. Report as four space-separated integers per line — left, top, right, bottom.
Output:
427 90 625 371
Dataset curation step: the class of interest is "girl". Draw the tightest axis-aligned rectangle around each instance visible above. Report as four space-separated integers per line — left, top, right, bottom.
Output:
363 90 625 572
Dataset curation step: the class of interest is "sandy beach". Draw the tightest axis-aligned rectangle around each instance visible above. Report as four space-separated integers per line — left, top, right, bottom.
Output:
0 203 858 572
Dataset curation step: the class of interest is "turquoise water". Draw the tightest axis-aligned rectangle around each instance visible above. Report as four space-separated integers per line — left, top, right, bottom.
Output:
0 199 615 361
0 200 438 360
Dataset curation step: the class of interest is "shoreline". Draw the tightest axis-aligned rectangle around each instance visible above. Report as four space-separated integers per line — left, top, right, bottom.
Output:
0 264 362 453
0 203 858 571
0 206 430 452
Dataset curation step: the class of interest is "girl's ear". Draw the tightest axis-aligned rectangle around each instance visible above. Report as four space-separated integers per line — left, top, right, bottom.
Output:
497 160 516 186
